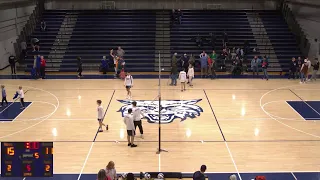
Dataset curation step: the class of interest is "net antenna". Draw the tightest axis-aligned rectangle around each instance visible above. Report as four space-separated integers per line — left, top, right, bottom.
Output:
156 50 168 154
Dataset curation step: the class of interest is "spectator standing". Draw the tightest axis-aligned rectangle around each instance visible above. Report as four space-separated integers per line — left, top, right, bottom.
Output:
117 46 125 59
77 56 83 78
105 161 117 180
40 56 46 79
187 64 194 87
311 59 319 81
220 48 228 65
40 20 47 31
288 57 297 79
251 56 260 77
172 53 178 67
261 57 269 80
296 57 302 79
306 58 311 81
181 53 189 72
300 59 308 83
31 38 40 52
1 85 8 108
208 51 217 79
193 165 207 180
189 54 195 67
101 56 108 74
176 9 183 24
8 55 16 74
200 51 208 78
170 65 178 86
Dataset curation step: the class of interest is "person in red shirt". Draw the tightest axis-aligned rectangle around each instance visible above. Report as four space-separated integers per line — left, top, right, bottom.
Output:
40 56 46 79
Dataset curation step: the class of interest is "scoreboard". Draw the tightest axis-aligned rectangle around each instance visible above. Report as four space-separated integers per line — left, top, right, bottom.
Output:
1 142 53 177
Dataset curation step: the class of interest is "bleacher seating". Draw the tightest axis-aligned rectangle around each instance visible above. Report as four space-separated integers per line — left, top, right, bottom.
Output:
259 10 302 71
21 9 302 73
24 10 156 72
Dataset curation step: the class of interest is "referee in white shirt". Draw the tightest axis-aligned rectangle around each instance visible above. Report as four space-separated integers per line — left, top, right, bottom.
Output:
123 108 137 147
132 101 144 139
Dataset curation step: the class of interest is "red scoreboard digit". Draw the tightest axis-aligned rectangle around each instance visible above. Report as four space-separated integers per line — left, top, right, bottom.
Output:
1 142 53 177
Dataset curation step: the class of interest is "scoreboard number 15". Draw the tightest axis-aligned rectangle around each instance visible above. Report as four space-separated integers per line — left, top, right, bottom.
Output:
6 147 14 156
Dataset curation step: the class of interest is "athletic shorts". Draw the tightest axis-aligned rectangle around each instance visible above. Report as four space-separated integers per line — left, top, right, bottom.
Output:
127 130 135 136
97 119 102 122
126 86 131 89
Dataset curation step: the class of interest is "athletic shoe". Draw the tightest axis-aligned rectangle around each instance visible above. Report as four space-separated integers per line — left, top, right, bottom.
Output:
131 144 137 148
141 134 144 139
20 107 25 109
0 105 2 108
128 143 131 146
106 125 108 130
98 129 103 132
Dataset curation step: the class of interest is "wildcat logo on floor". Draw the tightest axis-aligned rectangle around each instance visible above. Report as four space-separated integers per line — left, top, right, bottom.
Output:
117 99 203 124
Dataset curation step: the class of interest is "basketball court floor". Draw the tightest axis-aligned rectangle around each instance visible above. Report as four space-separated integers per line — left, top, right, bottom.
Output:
0 78 319 180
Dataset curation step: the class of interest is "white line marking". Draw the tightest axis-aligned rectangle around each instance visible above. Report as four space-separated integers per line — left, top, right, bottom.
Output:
0 102 15 114
12 102 33 122
260 84 320 139
77 141 95 180
0 85 59 139
291 172 298 180
224 142 242 180
285 101 306 121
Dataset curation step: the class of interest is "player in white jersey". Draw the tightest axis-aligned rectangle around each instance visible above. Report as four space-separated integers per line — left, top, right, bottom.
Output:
132 101 144 139
18 86 25 109
97 100 107 132
124 71 133 99
179 70 187 91
123 108 137 147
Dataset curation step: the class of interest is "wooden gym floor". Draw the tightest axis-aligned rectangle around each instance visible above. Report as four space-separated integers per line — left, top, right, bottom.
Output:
0 78 319 179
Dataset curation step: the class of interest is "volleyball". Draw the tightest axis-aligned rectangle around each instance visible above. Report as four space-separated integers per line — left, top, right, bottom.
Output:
157 173 164 179
144 173 151 179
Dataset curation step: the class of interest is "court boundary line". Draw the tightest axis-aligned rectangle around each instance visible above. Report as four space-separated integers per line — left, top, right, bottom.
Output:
26 88 293 91
77 90 115 180
12 102 33 122
260 85 320 139
0 85 59 139
291 172 298 180
203 89 242 180
289 89 320 117
285 101 307 121
0 90 29 114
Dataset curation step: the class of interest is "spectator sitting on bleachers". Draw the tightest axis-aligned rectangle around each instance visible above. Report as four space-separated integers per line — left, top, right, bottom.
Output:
192 165 206 180
97 169 111 180
231 56 242 76
105 161 117 180
31 38 40 52
199 51 208 78
40 20 47 31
